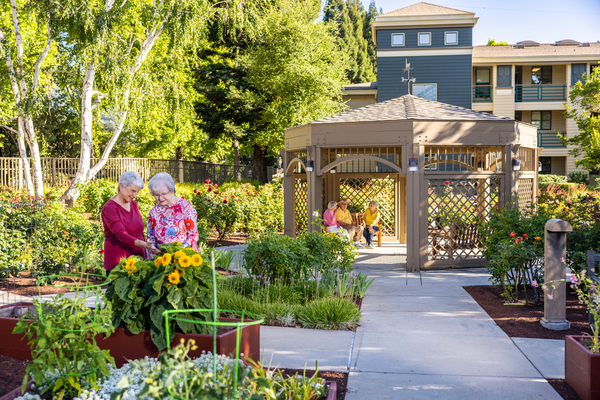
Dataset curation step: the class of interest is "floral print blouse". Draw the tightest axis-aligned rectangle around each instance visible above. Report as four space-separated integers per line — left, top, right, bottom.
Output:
147 199 199 251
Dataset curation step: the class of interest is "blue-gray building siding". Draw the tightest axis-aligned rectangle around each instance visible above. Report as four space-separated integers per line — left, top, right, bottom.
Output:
377 55 472 108
377 27 473 49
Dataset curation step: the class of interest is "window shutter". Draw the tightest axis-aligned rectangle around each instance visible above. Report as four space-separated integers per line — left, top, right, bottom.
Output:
497 66 511 87
571 64 586 85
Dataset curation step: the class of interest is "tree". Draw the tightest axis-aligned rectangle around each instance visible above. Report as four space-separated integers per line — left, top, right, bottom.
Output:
245 0 349 181
0 0 55 197
487 38 509 46
564 66 600 172
324 0 375 84
363 0 378 74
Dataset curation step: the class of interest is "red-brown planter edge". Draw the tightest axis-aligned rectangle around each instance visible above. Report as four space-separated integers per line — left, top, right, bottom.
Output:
0 381 32 400
0 303 259 368
98 319 260 367
325 381 337 400
565 335 600 400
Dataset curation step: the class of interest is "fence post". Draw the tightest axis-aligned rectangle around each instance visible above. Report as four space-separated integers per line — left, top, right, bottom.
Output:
52 159 57 186
541 218 572 331
18 158 23 190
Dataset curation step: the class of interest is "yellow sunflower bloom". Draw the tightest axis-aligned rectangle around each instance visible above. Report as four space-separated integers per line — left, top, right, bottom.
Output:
179 255 192 268
162 253 172 266
177 269 183 277
154 257 163 268
125 258 135 269
174 241 182 246
167 271 180 285
190 254 203 267
127 265 137 274
174 250 185 263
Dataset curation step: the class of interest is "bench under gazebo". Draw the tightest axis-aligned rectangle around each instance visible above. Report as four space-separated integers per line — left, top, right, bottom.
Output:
282 94 539 272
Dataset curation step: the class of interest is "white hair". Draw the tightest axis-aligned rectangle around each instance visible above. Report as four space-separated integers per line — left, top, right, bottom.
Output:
327 201 338 210
148 172 175 195
118 171 144 191
369 201 378 208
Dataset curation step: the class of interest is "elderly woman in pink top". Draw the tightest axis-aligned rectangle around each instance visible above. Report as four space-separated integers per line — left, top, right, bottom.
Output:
323 201 347 235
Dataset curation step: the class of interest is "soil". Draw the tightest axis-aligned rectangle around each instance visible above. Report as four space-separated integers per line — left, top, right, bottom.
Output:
277 368 347 400
0 272 107 297
207 233 250 248
0 355 29 397
464 284 593 400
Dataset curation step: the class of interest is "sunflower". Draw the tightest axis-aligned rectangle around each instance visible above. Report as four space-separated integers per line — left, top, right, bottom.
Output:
162 253 172 266
190 254 203 267
177 269 184 278
126 265 137 274
125 258 135 269
179 255 192 268
167 271 180 285
173 250 186 263
173 241 182 246
154 257 163 268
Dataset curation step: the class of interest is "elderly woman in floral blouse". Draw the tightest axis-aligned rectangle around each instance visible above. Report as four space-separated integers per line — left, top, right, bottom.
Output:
147 172 199 251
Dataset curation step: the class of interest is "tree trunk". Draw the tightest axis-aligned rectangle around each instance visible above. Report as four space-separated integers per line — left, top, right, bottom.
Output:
61 63 95 205
253 144 268 184
233 140 241 181
23 118 44 197
16 119 34 195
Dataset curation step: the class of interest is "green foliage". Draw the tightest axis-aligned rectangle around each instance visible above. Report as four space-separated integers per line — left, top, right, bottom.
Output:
537 182 588 204
297 297 361 330
0 199 103 279
564 65 600 171
12 293 115 398
243 231 356 286
568 271 600 353
568 171 589 184
480 204 549 303
538 174 568 186
324 0 376 83
487 38 509 46
105 244 214 350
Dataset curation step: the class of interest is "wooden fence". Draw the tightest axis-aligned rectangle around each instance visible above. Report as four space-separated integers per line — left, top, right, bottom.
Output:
0 157 277 188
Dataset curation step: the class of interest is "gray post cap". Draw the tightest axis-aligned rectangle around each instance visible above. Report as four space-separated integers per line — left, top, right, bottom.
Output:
545 218 573 233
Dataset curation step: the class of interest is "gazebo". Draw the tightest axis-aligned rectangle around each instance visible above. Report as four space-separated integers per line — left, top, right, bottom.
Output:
282 95 539 272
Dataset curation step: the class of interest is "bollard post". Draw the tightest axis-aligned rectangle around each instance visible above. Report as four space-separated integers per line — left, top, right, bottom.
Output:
540 218 572 330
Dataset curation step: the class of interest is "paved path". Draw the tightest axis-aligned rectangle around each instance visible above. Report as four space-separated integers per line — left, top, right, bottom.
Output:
345 244 563 399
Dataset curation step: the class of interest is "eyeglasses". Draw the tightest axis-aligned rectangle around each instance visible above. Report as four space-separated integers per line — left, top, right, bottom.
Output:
153 191 171 199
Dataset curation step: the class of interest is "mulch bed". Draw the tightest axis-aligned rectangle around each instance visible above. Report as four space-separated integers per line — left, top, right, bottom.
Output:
0 355 29 397
0 356 347 400
278 368 347 400
207 233 250 248
1 273 107 297
464 284 593 400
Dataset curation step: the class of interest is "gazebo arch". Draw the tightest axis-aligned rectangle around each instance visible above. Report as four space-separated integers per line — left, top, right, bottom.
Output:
283 95 539 272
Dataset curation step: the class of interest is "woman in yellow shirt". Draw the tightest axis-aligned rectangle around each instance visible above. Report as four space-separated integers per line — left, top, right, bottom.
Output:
363 201 380 249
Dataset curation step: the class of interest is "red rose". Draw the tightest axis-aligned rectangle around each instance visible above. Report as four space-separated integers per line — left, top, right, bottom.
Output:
523 234 528 238
223 199 228 204
208 187 212 192
510 232 516 237
72 237 76 241
67 180 71 185
194 189 197 193
181 195 185 199
204 179 210 184
237 198 240 201
247 192 251 195
445 181 450 185
253 194 257 197
514 239 519 243
231 194 235 198
99 249 104 254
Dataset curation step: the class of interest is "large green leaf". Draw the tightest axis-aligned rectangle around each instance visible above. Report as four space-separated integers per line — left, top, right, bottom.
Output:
167 288 183 309
114 278 132 303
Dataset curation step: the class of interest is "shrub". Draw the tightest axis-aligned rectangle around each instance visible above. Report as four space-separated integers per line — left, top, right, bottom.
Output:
568 171 589 184
538 174 568 186
297 297 361 330
105 243 215 350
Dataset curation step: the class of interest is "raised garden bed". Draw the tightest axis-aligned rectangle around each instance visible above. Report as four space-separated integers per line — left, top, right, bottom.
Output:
565 335 600 400
0 302 260 367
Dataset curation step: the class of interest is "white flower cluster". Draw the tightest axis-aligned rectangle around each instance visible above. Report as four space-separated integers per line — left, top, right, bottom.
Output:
15 352 249 400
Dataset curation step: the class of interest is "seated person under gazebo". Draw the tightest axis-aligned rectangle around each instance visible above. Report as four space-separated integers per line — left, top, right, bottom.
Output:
363 201 380 249
323 201 347 237
335 198 363 248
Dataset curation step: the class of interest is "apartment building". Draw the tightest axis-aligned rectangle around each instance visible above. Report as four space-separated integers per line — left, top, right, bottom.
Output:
342 2 600 176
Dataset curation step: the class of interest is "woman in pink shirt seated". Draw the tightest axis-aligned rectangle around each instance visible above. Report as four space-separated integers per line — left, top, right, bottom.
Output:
101 172 160 275
146 172 199 251
323 201 347 235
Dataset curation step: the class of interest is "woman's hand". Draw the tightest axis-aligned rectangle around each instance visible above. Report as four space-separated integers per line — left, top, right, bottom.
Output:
145 241 161 255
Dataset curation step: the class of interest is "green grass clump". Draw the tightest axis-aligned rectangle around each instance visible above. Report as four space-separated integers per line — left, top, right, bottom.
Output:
297 297 361 330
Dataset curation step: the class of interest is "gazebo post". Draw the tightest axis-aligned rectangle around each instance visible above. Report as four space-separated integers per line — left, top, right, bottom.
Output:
306 146 322 233
406 143 422 272
283 151 295 237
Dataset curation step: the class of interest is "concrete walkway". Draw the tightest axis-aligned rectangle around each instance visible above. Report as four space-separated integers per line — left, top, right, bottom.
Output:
346 244 562 399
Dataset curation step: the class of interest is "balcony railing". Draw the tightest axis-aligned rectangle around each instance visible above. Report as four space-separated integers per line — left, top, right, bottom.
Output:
472 86 492 102
515 85 566 102
538 131 566 148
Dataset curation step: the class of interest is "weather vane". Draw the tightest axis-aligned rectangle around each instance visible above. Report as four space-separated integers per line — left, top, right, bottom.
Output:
401 59 416 95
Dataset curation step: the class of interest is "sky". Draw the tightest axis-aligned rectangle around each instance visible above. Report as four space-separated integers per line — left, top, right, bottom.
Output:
360 0 600 45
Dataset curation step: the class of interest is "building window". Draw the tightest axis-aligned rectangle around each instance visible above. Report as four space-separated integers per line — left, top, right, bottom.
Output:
391 33 405 47
412 83 437 101
539 157 551 175
418 32 431 46
531 66 552 84
532 111 552 130
475 68 490 85
515 111 522 121
445 31 458 45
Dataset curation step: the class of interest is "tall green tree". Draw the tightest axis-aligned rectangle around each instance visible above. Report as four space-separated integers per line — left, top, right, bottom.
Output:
363 0 378 73
324 0 375 83
564 66 600 172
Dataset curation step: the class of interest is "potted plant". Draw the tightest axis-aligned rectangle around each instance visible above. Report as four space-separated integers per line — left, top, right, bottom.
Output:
565 269 599 400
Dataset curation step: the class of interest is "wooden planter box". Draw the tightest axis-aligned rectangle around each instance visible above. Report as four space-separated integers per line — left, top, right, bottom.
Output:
0 303 260 368
565 335 600 400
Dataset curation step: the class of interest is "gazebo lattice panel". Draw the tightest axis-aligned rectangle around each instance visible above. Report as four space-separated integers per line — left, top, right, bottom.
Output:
517 178 534 212
424 145 505 172
322 147 402 173
339 177 396 236
294 177 308 236
427 177 501 260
